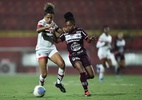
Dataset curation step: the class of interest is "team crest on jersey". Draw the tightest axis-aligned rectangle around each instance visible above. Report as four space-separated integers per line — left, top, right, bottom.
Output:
71 42 81 51
76 31 81 34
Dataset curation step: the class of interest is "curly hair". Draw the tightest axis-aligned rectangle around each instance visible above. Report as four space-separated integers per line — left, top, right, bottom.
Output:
44 3 55 16
64 12 75 25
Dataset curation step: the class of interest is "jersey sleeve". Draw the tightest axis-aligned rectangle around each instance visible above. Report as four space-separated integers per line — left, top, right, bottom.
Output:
96 34 105 48
37 20 44 27
81 29 89 40
96 40 105 48
59 34 65 42
54 23 59 31
123 39 126 46
51 21 59 32
109 36 112 43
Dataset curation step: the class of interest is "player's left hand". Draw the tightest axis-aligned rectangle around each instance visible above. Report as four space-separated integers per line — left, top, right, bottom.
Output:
89 36 96 41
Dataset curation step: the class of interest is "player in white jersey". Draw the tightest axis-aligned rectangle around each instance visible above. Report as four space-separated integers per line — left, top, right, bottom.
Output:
96 26 113 81
35 3 66 93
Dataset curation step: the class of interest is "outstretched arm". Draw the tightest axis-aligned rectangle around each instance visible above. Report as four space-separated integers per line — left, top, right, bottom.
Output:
52 31 62 43
86 36 96 43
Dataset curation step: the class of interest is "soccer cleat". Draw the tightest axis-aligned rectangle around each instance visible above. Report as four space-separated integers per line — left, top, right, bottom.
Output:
39 80 44 86
99 78 104 82
85 91 91 97
55 83 66 93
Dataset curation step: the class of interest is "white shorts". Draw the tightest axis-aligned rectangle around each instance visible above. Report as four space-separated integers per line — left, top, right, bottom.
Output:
36 48 58 60
98 49 112 60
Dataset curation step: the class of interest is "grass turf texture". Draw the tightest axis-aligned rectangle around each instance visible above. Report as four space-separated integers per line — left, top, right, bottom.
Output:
0 74 142 100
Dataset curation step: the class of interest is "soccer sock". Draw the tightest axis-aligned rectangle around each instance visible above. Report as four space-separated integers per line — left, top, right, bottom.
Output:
116 67 121 75
80 72 88 92
86 74 90 79
99 64 105 80
39 74 45 82
57 68 64 84
99 72 104 80
39 74 46 86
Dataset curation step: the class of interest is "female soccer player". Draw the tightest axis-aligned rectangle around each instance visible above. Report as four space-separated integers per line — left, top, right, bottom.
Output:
113 32 126 77
55 12 95 96
96 25 113 81
35 3 66 93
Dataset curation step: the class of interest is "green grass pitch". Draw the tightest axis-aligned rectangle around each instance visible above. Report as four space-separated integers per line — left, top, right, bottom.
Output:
0 74 142 100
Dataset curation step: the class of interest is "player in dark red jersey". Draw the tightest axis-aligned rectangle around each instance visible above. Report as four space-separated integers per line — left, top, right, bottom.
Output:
54 12 95 96
113 32 126 77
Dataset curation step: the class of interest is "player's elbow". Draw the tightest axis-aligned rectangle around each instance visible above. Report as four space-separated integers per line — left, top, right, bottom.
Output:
54 39 61 43
36 29 40 33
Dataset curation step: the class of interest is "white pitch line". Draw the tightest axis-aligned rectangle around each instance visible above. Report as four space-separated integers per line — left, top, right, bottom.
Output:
110 83 136 86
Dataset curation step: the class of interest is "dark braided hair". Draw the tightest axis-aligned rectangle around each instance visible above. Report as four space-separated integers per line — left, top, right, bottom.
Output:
44 3 55 16
64 12 75 25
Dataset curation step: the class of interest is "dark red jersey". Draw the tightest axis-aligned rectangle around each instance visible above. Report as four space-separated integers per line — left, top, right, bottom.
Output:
59 28 89 56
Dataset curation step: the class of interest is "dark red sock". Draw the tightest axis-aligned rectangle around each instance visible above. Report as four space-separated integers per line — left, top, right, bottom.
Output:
80 72 88 92
86 74 90 79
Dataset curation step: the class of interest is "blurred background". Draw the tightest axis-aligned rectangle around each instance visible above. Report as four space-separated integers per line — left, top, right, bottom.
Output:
0 0 142 75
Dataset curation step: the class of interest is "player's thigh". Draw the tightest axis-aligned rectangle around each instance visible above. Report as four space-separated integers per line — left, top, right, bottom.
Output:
118 60 126 67
107 58 113 67
74 61 84 73
38 58 48 75
50 52 65 69
98 50 106 60
84 65 95 78
36 50 48 74
100 58 107 68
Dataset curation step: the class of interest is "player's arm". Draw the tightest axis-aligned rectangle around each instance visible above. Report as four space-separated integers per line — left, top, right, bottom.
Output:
55 27 63 34
81 29 95 43
36 23 54 33
52 31 62 43
56 27 69 34
86 36 96 43
96 36 106 48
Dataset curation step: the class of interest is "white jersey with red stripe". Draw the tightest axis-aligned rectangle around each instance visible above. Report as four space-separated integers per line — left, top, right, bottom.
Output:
96 33 112 59
35 19 59 60
35 19 58 51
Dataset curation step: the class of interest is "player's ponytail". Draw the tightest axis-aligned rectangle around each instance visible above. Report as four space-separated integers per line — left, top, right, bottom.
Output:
64 12 75 25
44 3 55 16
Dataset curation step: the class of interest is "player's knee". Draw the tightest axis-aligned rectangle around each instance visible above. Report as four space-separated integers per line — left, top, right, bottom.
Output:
58 60 65 69
89 75 95 79
90 75 95 79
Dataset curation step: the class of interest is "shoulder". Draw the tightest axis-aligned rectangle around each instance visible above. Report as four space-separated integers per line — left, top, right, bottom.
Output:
99 33 105 37
108 34 112 37
51 21 58 28
75 27 84 31
75 27 87 34
51 21 56 25
38 19 46 26
122 39 126 43
60 32 68 37
107 33 112 38
38 19 45 23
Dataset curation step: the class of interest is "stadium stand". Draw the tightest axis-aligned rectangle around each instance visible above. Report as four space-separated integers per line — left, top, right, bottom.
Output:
0 0 142 30
0 0 142 74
